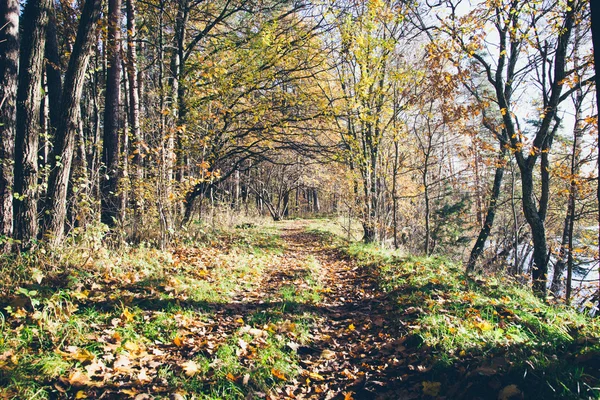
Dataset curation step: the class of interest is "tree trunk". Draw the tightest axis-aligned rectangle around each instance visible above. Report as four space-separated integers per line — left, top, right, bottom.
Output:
362 221 376 244
45 4 62 135
14 0 52 245
590 0 600 313
520 167 549 296
466 146 507 273
101 0 122 227
392 139 399 249
551 68 584 298
174 0 189 183
125 0 143 229
283 190 289 218
44 0 102 244
0 0 19 249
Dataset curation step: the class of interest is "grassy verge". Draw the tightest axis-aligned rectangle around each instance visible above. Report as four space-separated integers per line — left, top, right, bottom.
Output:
0 223 312 399
341 241 600 399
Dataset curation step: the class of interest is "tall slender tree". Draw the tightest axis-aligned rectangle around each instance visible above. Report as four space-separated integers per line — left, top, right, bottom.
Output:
14 0 52 245
0 0 20 250
101 0 123 227
125 0 143 231
44 0 103 244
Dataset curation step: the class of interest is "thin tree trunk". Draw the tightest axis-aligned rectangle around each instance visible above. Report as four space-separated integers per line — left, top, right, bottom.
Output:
101 0 122 227
120 63 130 225
521 166 549 296
125 0 143 230
0 0 19 250
552 64 584 298
14 0 52 245
44 0 102 244
466 146 507 273
589 0 600 313
392 138 399 249
45 3 62 134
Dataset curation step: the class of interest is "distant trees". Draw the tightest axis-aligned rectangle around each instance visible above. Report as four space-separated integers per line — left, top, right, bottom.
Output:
0 0 597 304
324 0 415 243
436 0 593 296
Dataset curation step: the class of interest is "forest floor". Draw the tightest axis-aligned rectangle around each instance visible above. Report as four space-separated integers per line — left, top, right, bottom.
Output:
1 220 599 399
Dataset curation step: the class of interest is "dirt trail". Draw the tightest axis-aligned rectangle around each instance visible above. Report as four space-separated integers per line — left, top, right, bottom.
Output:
272 222 424 400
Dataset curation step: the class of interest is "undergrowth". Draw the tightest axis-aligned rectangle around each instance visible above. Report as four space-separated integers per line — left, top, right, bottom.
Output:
0 221 309 399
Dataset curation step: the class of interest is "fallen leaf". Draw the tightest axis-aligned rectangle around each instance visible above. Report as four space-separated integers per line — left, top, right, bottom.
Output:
75 390 87 399
182 360 200 377
271 368 287 381
226 372 237 382
422 381 441 397
137 368 152 383
308 372 325 381
123 341 141 353
121 308 135 322
68 370 91 387
321 349 336 359
498 384 522 400
348 324 355 331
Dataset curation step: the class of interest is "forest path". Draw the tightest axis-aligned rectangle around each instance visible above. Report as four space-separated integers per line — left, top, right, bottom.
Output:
266 221 420 400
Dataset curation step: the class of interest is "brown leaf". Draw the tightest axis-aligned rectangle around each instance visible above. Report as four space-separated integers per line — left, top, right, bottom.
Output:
422 381 441 397
68 370 91 387
498 385 522 400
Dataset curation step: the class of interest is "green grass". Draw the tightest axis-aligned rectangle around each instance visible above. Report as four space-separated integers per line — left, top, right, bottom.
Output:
342 242 600 399
0 222 315 399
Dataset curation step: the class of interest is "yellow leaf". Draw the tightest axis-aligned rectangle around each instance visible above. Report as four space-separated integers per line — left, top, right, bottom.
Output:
73 348 95 363
173 336 183 347
422 381 441 396
308 372 325 381
123 341 140 353
121 308 134 322
344 392 354 400
75 390 87 399
500 108 507 116
474 321 493 332
348 324 355 331
271 368 287 381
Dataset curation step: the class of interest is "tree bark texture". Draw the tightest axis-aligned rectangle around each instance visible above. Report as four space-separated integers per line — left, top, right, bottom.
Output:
44 0 103 244
45 4 62 135
101 0 123 227
14 0 52 245
0 0 19 248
